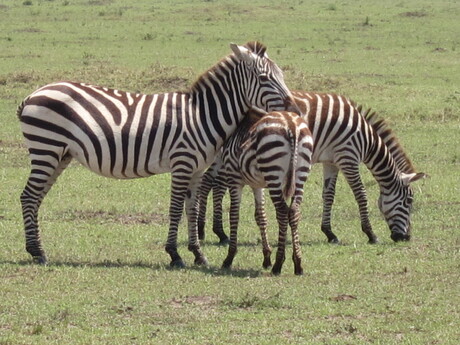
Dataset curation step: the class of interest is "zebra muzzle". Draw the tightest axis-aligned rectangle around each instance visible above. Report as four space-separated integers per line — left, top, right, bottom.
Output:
390 232 411 242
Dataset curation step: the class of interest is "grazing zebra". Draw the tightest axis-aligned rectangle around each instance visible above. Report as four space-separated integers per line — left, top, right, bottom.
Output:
17 41 299 267
198 91 425 245
217 109 313 275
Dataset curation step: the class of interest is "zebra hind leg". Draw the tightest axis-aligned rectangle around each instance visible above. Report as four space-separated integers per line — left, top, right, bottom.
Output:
270 192 289 276
252 188 272 269
21 153 72 264
289 202 304 276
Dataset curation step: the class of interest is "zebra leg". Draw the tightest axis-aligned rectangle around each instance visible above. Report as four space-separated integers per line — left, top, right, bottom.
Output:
289 201 303 276
185 171 208 266
222 184 243 269
197 169 214 241
321 163 340 244
269 190 289 276
21 153 72 264
165 173 190 268
252 188 272 269
212 173 229 244
341 165 379 244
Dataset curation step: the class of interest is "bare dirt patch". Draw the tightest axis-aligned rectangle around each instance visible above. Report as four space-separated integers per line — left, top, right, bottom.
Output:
170 295 219 309
399 11 428 18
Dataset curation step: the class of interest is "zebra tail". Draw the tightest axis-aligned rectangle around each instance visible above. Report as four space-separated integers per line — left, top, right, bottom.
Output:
283 127 298 201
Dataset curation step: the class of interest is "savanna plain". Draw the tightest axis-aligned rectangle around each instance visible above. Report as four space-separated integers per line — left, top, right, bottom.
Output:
0 0 459 344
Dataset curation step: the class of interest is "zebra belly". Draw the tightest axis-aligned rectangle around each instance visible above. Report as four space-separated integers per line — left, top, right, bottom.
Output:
67 143 171 179
313 146 336 165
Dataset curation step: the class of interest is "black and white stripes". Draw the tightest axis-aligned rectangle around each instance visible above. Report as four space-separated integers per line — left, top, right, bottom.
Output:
17 42 298 266
199 91 425 246
216 109 313 275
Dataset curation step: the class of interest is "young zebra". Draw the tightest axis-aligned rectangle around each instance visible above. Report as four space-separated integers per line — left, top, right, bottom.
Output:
17 42 299 267
218 109 313 275
198 91 425 245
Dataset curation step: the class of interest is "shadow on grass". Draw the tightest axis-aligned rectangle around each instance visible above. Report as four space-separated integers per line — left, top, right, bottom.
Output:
187 264 264 278
1 258 264 278
4 259 163 270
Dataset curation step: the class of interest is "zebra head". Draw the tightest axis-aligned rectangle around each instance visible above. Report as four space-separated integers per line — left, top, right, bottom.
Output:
378 172 426 242
230 42 300 114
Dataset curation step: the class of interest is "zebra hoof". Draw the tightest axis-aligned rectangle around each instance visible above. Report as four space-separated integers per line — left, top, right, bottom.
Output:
271 266 282 276
221 258 233 270
194 256 209 266
368 238 379 244
32 256 48 265
294 267 304 276
218 237 229 246
170 259 186 269
328 238 340 244
262 259 272 269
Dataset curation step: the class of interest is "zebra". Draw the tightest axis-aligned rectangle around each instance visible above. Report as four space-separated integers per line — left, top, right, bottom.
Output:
198 91 426 245
17 41 299 267
215 108 313 275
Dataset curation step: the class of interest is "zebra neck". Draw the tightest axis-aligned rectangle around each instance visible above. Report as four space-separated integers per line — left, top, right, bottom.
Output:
364 136 401 192
190 63 251 148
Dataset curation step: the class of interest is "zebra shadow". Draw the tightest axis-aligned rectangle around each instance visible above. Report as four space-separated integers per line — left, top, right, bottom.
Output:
2 259 265 278
3 259 162 270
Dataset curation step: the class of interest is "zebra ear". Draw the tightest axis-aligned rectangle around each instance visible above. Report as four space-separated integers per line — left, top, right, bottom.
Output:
230 43 254 64
401 172 427 186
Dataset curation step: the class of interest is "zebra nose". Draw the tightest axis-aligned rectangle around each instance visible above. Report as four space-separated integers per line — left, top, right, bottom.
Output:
284 97 302 115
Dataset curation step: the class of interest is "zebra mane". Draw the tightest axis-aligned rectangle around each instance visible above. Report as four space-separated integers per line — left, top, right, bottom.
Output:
244 41 268 57
189 41 268 94
189 53 237 93
360 106 416 174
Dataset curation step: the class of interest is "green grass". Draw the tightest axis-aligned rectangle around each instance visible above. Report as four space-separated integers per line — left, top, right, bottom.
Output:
0 0 459 344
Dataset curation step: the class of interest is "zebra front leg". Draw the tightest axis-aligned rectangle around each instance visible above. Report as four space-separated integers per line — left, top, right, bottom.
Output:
185 171 208 266
222 185 242 270
341 165 379 244
165 173 190 268
252 188 272 269
197 169 214 241
321 163 340 244
21 153 72 264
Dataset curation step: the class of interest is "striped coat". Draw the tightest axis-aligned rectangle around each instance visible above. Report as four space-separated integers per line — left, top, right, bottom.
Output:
198 91 425 245
217 109 313 275
17 42 298 266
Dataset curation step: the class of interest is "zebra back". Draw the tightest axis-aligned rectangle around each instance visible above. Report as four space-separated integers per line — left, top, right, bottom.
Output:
243 111 313 201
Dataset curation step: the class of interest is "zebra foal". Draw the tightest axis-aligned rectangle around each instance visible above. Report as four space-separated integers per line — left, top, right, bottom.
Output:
17 42 299 267
217 109 313 275
199 91 425 245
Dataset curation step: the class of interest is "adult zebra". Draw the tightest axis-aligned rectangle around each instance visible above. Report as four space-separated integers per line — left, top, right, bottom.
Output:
17 42 299 267
198 91 425 245
216 109 313 275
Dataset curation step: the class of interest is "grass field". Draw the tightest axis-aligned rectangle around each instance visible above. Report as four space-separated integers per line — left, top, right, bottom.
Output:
0 0 459 344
